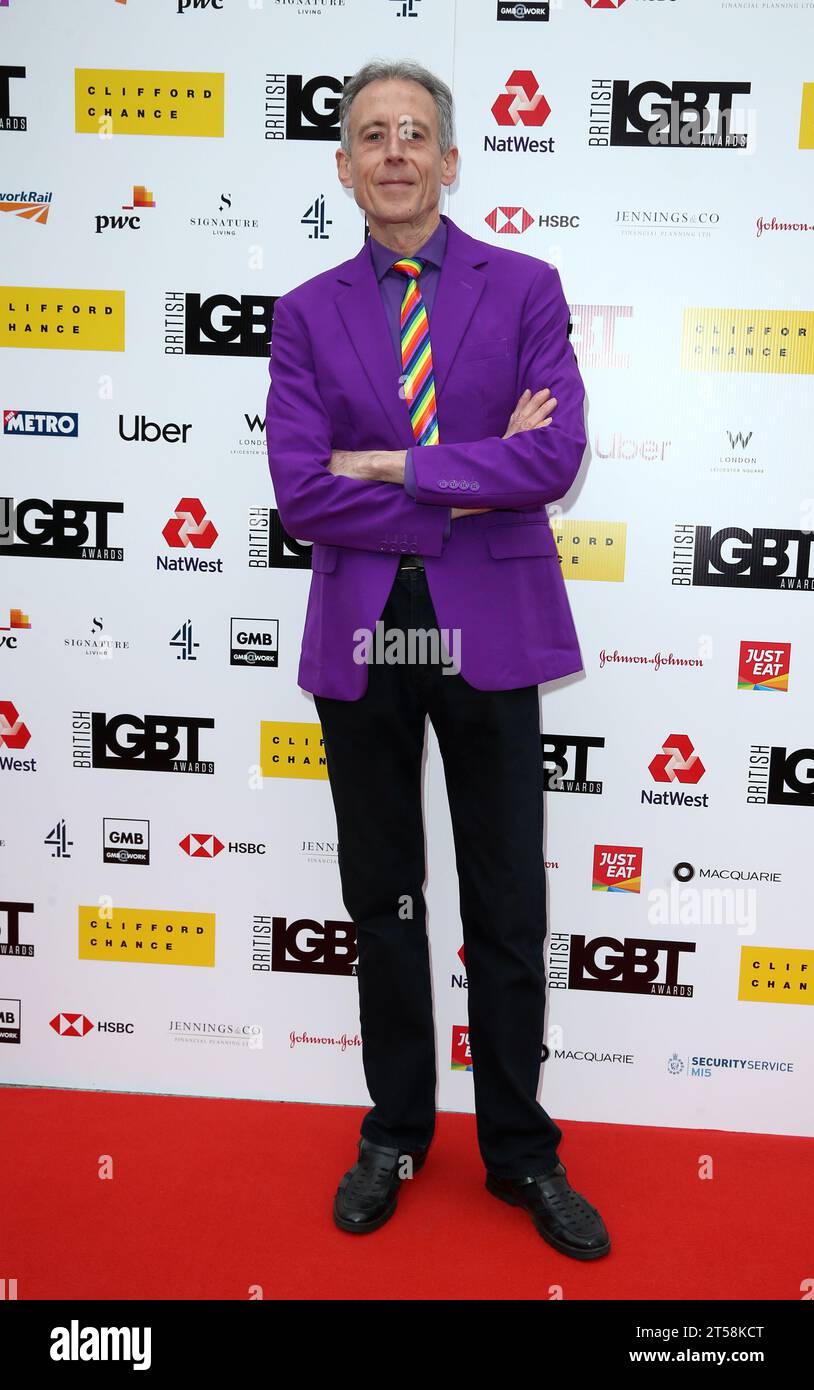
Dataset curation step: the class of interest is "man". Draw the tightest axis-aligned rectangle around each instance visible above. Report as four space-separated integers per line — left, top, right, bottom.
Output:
265 59 610 1261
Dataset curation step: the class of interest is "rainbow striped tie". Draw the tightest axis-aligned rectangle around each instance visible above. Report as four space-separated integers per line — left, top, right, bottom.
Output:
392 257 439 447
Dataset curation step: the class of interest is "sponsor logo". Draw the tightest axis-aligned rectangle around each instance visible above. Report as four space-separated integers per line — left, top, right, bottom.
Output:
4 409 78 436
681 309 814 375
542 734 605 794
738 947 812 1004
78 905 216 966
75 69 224 138
72 711 215 774
549 931 696 997
0 288 124 352
588 77 750 149
747 745 814 808
738 642 790 692
553 519 627 581
592 845 642 893
0 190 52 224
259 721 327 779
672 525 814 591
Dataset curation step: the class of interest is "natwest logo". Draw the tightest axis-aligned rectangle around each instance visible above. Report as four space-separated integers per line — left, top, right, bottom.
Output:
0 701 30 749
492 71 551 127
649 734 705 784
162 498 218 549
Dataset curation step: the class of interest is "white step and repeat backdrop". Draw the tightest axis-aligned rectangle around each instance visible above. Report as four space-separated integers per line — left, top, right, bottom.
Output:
2 0 812 1139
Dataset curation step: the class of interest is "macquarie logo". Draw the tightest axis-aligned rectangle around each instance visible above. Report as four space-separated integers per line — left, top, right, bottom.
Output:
72 712 215 774
672 525 814 593
592 845 642 893
231 617 279 668
548 931 696 998
248 507 313 569
542 734 604 794
263 916 358 977
163 290 276 358
588 78 750 149
681 308 814 376
259 722 327 780
738 642 790 693
74 69 224 138
0 288 124 352
552 520 626 582
104 818 150 865
78 905 216 967
4 409 78 437
747 745 814 808
487 71 555 154
0 497 124 560
0 901 34 958
264 72 352 142
738 947 812 1005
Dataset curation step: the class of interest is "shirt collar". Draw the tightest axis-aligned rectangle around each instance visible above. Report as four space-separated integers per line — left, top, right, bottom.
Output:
368 214 448 282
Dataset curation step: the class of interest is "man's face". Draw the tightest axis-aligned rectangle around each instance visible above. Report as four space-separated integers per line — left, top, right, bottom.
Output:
336 78 458 229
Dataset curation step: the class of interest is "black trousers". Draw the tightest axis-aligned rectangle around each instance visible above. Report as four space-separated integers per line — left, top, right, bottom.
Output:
313 565 562 1178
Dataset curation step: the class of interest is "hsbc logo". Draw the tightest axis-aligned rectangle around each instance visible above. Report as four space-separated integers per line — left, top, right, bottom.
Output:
50 1013 93 1037
485 206 579 234
181 833 224 858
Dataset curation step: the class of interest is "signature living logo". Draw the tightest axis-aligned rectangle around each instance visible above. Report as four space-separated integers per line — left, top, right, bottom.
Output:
71 711 215 774
542 734 605 794
592 845 642 893
0 901 35 957
747 744 814 808
552 520 627 582
259 721 327 780
671 525 814 592
738 642 790 693
681 309 814 375
587 78 750 149
548 931 696 997
0 64 27 131
260 916 358 976
1 191 52 224
264 72 352 143
78 906 215 966
74 69 224 137
0 288 125 352
0 497 124 560
163 290 276 358
248 507 314 570
738 947 812 1005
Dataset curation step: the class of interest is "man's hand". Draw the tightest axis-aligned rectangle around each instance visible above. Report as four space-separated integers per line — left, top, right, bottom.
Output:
452 388 557 518
327 449 405 482
503 387 556 439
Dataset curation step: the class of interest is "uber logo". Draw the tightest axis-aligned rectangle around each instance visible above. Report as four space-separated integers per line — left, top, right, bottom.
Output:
230 617 279 668
103 817 150 865
271 916 357 976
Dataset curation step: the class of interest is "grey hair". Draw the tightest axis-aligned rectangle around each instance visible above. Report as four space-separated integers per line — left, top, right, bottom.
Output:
339 59 455 155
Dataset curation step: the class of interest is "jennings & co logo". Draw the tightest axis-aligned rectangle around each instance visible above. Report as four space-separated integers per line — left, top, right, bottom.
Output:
0 287 125 352
738 947 811 1005
548 931 696 998
681 309 814 375
78 905 216 966
72 711 215 774
259 722 327 780
672 525 814 592
74 69 224 137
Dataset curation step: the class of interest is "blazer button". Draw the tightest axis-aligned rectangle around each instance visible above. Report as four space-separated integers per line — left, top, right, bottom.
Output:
471 482 480 492
439 480 448 489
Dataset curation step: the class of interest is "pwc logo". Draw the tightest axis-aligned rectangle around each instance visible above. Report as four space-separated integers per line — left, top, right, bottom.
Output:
0 701 30 749
485 205 534 234
491 71 551 127
50 1013 93 1037
649 734 704 784
162 498 218 549
180 833 224 858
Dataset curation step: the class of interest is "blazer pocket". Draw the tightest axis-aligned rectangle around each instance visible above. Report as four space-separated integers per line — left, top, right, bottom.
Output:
486 520 558 560
310 542 338 573
457 336 510 364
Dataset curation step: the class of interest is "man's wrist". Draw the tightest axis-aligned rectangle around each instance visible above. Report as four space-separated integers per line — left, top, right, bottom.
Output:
370 450 407 483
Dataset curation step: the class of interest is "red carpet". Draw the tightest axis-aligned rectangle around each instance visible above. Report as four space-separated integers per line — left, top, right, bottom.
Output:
2 1088 810 1300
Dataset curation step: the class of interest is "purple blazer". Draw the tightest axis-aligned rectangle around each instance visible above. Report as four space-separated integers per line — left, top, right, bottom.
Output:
265 214 586 700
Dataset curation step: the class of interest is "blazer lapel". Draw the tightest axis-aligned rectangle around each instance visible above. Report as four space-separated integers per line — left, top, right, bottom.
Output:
335 247 407 448
429 219 487 397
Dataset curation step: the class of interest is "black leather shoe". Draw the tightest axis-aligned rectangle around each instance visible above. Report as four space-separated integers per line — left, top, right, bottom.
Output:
333 1137 427 1234
486 1162 611 1260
